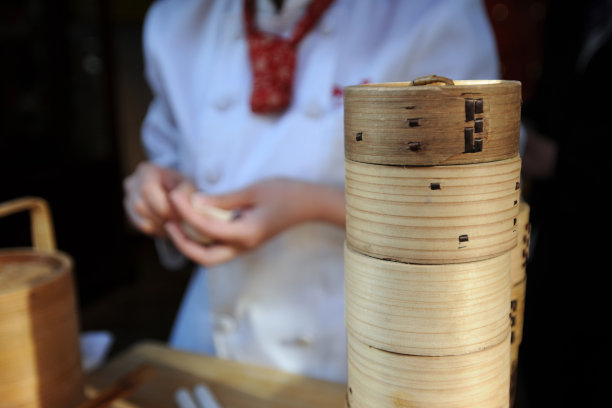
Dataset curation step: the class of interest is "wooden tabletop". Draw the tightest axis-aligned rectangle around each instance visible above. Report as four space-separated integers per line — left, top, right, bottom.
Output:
84 341 346 408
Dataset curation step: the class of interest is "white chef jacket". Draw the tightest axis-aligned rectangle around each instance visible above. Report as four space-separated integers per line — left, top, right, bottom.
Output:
141 0 500 383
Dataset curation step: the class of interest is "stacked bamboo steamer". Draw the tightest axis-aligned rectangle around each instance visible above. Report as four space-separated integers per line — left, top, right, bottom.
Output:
343 76 522 408
0 197 85 408
509 200 530 406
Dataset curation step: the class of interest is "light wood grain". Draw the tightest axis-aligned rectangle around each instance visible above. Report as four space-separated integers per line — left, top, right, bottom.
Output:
345 244 510 356
85 342 347 408
344 80 521 166
0 196 56 252
0 198 85 408
509 277 527 408
508 200 529 405
510 200 531 285
510 278 527 354
345 155 521 264
346 333 510 408
77 365 157 408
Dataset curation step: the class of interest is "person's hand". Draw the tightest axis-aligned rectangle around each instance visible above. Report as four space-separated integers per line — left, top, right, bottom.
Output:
164 178 345 266
123 162 189 236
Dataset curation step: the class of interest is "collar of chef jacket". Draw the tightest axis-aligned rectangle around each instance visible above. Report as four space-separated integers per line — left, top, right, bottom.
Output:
254 0 312 37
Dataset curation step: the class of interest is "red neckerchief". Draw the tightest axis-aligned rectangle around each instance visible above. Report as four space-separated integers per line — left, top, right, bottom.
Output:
244 0 334 114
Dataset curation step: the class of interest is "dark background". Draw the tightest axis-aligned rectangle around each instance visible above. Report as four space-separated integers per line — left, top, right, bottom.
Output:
1 1 554 406
0 0 194 355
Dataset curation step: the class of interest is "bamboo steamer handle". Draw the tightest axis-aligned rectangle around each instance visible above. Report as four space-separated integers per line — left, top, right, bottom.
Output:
410 74 455 86
0 196 56 252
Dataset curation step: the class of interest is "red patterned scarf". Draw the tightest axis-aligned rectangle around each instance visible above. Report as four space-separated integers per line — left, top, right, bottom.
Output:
244 0 334 114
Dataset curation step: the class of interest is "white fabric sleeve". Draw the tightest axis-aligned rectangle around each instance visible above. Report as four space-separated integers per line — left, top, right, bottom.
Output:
141 2 187 269
140 2 181 170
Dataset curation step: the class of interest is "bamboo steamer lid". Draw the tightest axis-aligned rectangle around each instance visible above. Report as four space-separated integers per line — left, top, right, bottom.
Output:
345 155 521 264
345 244 510 356
0 197 85 408
510 200 531 285
344 76 521 166
346 333 511 408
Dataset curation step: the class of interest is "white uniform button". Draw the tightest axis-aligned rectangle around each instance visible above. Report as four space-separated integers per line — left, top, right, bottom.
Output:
281 336 312 347
304 101 323 118
319 21 332 36
205 168 221 184
234 24 243 40
214 96 234 111
215 315 236 333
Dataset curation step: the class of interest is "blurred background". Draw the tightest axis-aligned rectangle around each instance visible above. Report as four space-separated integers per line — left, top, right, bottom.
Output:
0 0 548 400
0 0 195 355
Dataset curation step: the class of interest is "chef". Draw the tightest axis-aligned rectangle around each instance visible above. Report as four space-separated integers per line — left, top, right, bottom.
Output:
123 0 500 383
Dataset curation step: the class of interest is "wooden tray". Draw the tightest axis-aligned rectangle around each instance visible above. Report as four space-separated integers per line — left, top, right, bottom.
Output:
345 155 521 264
345 244 510 356
344 78 521 166
346 333 510 408
85 342 346 408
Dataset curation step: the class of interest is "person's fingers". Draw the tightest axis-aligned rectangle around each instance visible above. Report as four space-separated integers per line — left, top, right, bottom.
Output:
140 168 189 220
123 195 165 236
170 187 261 246
160 166 188 191
191 186 254 212
165 221 241 266
123 162 189 232
139 181 172 220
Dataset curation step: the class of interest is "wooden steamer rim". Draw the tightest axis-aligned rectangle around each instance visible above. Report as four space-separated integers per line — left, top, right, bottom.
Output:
346 332 511 408
344 76 521 166
345 155 521 264
0 197 85 408
0 250 72 297
345 244 510 356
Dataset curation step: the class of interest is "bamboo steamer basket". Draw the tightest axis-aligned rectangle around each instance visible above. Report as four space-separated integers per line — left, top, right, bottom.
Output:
509 277 526 407
346 333 510 408
344 76 521 166
510 200 531 285
345 244 510 356
345 155 521 264
0 197 85 408
508 200 529 406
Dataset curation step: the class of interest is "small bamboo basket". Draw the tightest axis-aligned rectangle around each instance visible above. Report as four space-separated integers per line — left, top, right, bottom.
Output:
344 77 521 166
345 155 521 264
0 197 85 408
346 332 511 408
345 244 510 356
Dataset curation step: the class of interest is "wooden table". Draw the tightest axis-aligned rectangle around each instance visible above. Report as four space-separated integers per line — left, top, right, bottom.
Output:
84 341 346 408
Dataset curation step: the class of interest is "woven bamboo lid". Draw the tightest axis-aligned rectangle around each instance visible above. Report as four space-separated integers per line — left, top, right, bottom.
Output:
0 197 85 408
345 155 521 264
345 244 510 356
346 333 511 408
344 76 521 166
